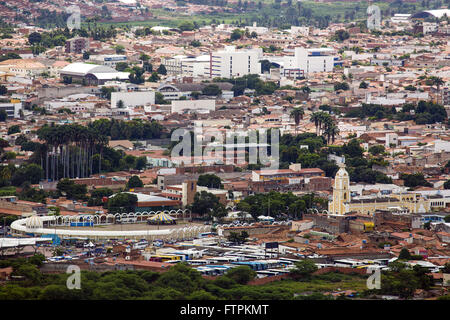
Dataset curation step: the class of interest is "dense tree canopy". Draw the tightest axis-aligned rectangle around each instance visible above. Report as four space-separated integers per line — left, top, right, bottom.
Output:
237 191 324 220
88 119 164 141
197 174 223 189
126 176 144 189
107 192 138 213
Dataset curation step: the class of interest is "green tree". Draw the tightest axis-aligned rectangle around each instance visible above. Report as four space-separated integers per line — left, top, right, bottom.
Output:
115 62 129 71
115 45 125 54
178 21 195 31
155 263 204 295
224 266 256 285
107 192 138 213
227 231 249 244
28 32 42 45
359 81 368 89
230 29 244 41
368 145 385 156
201 84 222 96
290 107 305 128
290 259 318 280
333 29 350 42
400 173 432 188
134 156 147 170
126 176 143 189
12 263 41 285
398 248 412 260
148 72 160 82
156 64 167 75
11 164 44 186
189 191 220 216
56 179 88 200
7 125 20 135
334 82 350 91
190 40 201 47
155 92 167 104
444 180 450 190
197 174 222 189
0 110 7 121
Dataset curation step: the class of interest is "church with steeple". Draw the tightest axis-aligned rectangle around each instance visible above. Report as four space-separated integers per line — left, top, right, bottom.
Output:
328 163 439 216
328 162 350 215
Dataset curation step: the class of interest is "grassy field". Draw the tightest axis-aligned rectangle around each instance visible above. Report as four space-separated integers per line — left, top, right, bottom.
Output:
92 0 433 29
260 273 369 297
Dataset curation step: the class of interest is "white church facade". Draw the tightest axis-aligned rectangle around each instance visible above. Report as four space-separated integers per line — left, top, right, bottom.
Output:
328 163 439 216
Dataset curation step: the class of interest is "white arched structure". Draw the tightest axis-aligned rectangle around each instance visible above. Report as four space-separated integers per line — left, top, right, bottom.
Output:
11 216 211 241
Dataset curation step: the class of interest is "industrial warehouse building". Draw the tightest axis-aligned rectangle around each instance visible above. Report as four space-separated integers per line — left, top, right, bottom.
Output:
59 62 130 85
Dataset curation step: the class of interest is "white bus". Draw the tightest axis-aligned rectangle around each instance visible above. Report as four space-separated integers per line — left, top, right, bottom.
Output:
333 259 364 268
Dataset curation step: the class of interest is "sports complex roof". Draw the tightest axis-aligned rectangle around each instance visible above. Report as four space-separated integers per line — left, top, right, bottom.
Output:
410 9 450 19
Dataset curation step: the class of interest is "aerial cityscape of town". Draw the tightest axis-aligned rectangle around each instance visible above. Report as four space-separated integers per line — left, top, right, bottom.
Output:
0 0 449 304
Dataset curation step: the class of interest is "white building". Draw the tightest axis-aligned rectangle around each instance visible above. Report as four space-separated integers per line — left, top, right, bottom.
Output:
207 46 262 78
281 47 337 77
390 14 411 24
434 140 450 153
245 22 269 35
0 102 22 118
289 26 310 36
366 93 405 106
171 99 216 113
111 91 155 109
89 55 127 69
385 133 399 148
162 55 210 78
422 22 438 35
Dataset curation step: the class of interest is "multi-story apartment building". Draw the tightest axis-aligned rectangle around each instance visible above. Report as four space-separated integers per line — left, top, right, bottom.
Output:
207 46 262 79
281 47 338 78
65 37 90 54
0 102 22 119
161 55 210 78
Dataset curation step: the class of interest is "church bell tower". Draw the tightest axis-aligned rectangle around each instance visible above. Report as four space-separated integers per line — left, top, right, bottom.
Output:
329 162 350 215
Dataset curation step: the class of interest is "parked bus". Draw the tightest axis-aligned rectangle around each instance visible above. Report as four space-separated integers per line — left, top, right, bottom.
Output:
187 259 209 266
333 259 364 268
150 255 182 262
256 270 278 278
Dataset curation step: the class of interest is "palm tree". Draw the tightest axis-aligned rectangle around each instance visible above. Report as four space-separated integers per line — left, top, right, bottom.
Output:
310 112 321 135
311 111 332 136
290 107 304 134
324 123 340 144
428 76 444 104
37 124 108 181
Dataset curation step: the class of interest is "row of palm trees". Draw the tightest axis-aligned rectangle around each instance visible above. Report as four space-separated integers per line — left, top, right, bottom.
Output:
36 124 109 182
427 76 445 104
290 107 340 144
